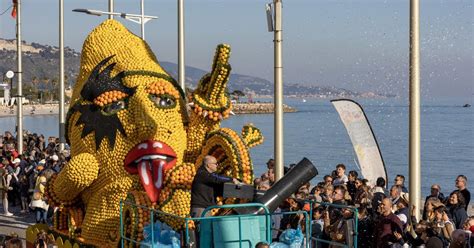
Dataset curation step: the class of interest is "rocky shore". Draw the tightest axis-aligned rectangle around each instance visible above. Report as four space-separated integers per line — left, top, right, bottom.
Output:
232 102 297 114
0 102 297 117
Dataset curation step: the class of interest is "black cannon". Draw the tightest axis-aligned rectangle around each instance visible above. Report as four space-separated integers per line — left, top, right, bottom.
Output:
223 157 318 214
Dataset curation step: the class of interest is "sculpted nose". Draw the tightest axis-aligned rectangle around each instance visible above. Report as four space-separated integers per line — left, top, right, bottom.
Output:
129 92 160 138
135 107 159 135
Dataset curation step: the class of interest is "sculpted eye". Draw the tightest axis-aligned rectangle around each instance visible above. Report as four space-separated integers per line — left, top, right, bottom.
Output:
149 94 176 109
102 99 127 115
93 90 129 116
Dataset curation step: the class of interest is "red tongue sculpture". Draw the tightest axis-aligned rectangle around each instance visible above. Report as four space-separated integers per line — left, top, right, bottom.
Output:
124 140 177 203
137 159 167 203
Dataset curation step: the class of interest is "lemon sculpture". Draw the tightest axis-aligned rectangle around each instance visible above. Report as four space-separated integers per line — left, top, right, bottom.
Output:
37 20 263 247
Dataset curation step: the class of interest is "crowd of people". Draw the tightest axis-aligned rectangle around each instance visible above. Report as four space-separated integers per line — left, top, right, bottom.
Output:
254 160 472 248
1 129 472 248
0 130 69 225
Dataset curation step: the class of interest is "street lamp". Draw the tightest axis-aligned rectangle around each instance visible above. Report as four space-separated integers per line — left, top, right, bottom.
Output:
2 71 14 105
59 0 66 152
266 0 284 181
6 71 15 90
5 69 23 152
72 8 157 40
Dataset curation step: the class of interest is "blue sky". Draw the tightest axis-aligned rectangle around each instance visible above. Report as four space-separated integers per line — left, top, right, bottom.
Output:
0 0 472 99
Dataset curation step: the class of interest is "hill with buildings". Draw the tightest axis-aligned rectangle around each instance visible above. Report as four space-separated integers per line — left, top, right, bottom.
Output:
0 38 395 100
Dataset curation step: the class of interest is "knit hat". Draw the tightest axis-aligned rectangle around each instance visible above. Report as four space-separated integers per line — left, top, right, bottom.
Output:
51 155 59 161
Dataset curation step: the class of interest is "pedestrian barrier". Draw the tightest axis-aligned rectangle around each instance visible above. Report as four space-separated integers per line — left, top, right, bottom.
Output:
268 208 311 248
120 200 313 248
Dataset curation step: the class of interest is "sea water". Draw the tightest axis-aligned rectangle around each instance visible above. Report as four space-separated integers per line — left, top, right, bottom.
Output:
0 97 472 196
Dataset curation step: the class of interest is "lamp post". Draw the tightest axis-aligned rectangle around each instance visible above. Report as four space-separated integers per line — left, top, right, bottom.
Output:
72 8 157 40
409 0 421 221
178 0 185 91
15 0 23 155
266 0 284 181
140 0 145 40
109 0 114 19
59 0 65 152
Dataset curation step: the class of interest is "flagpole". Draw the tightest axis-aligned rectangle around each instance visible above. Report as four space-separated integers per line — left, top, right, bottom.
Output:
16 0 23 154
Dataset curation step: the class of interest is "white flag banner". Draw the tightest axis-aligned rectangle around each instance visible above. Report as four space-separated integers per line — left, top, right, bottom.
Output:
331 99 387 186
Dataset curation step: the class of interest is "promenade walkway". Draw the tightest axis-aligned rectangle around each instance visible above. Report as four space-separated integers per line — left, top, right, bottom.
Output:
0 205 35 245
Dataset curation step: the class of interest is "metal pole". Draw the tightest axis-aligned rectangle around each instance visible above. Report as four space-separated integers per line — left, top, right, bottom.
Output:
273 0 284 181
16 0 23 154
409 0 421 221
59 0 65 152
140 0 145 39
108 0 114 19
178 0 185 91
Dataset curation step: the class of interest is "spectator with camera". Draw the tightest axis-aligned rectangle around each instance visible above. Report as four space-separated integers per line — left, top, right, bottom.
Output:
431 205 454 246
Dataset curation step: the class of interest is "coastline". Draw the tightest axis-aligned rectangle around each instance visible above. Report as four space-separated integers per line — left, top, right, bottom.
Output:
232 102 297 114
0 104 60 118
0 102 297 118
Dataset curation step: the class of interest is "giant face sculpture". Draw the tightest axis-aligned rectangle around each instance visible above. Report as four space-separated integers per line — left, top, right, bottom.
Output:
47 19 262 247
49 20 187 245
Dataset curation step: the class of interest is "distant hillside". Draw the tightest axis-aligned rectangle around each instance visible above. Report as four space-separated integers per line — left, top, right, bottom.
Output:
0 39 80 89
0 38 395 98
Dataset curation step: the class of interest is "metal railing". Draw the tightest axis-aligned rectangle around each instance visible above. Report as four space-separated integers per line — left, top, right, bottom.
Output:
119 200 315 248
306 200 359 248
